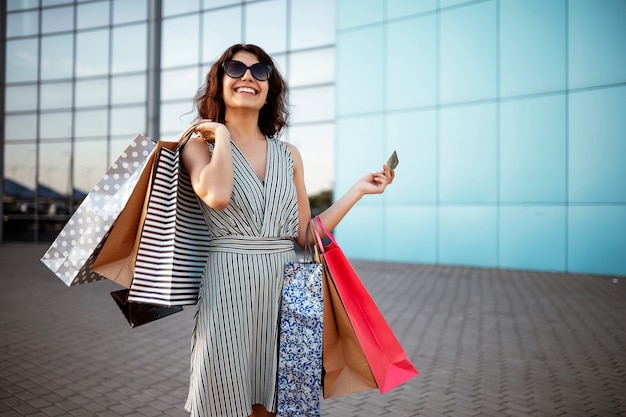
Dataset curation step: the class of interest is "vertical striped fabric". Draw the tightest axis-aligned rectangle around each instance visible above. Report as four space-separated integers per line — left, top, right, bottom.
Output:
185 138 299 417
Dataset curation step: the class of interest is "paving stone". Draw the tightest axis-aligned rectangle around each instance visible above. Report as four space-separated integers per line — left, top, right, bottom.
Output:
2 244 626 417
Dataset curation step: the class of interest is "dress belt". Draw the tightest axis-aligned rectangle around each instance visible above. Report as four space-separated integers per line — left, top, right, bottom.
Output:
208 236 294 254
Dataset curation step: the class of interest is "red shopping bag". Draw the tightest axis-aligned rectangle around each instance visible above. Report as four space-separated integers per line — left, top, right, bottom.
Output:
314 217 418 394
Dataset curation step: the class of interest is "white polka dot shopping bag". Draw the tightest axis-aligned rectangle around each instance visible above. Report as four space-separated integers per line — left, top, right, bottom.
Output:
40 134 157 287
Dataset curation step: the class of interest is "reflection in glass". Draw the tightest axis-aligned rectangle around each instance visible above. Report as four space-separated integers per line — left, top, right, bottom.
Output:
75 109 108 137
162 15 199 68
76 30 110 77
76 78 109 107
41 82 73 110
6 85 37 112
163 0 199 16
245 0 286 53
160 101 197 137
41 34 74 80
287 123 334 194
42 6 74 34
112 24 148 74
202 7 242 62
290 0 335 49
7 0 39 12
39 141 72 197
113 0 148 24
289 48 334 87
111 106 146 136
112 75 146 104
6 39 38 82
7 10 39 37
77 1 111 29
161 68 198 100
290 86 334 124
5 143 37 196
5 114 37 141
74 139 109 192
40 112 72 139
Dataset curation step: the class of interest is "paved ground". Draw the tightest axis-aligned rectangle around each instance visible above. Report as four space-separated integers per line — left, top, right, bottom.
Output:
1 243 625 417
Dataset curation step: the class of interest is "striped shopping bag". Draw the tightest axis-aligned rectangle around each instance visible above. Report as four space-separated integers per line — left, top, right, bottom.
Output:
126 125 211 307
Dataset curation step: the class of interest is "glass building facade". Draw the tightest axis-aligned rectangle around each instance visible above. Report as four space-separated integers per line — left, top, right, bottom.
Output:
2 0 625 276
333 0 626 276
2 0 335 241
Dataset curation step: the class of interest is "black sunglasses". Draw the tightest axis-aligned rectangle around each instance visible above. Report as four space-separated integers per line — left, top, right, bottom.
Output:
222 60 273 81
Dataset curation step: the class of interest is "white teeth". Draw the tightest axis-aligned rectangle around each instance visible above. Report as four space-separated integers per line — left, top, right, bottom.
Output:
236 87 256 94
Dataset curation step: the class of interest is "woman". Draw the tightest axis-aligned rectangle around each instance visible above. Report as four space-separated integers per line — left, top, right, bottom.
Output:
182 44 395 417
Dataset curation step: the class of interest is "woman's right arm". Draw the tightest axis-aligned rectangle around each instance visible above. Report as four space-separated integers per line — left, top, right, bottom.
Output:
181 122 234 210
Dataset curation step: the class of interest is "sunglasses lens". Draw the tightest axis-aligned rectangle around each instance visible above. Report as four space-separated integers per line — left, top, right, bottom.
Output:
223 60 272 81
250 63 271 81
224 61 246 78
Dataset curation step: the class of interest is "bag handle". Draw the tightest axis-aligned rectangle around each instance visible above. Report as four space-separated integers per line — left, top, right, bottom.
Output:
172 122 201 152
313 216 337 248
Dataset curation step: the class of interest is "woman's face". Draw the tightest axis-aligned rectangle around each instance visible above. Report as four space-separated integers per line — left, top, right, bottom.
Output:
222 51 270 114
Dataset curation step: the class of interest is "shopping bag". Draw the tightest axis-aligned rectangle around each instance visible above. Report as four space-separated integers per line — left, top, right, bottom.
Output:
321 258 377 398
126 124 212 306
90 149 157 288
314 217 418 394
110 289 183 328
41 134 157 286
277 257 323 417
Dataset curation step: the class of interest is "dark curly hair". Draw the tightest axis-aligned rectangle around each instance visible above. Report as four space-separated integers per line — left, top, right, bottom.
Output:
194 44 289 138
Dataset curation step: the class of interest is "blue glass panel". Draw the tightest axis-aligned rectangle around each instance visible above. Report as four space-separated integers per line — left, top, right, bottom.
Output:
111 106 146 136
385 110 437 204
291 0 335 49
439 103 497 203
77 1 110 29
6 85 37 112
75 110 108 138
335 115 384 196
112 75 146 104
387 0 437 19
569 86 626 203
289 48 334 87
385 205 437 263
6 39 38 82
74 139 108 192
569 205 626 276
113 0 147 24
336 26 384 116
286 123 335 196
42 6 74 34
5 114 37 141
163 0 199 16
162 15 199 68
569 0 626 89
161 68 197 101
76 78 108 107
439 205 498 267
160 102 198 137
40 112 72 139
202 8 242 62
245 0 287 54
440 1 497 103
499 206 566 271
111 24 147 74
500 0 566 97
7 0 38 11
39 141 72 197
76 29 110 77
500 95 567 203
386 14 437 110
440 0 476 7
337 0 383 30
290 86 334 124
41 82 73 110
41 34 74 80
7 10 38 37
334 205 384 261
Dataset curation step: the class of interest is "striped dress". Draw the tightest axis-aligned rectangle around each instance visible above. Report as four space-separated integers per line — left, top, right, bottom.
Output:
185 138 299 417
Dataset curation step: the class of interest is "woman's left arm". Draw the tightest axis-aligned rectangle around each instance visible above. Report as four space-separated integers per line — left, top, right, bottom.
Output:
288 143 395 249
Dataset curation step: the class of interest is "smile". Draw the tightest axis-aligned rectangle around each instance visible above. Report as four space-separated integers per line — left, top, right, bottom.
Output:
235 87 257 95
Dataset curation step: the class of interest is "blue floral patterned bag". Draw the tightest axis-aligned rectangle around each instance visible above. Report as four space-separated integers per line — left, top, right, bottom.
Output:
277 258 323 417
